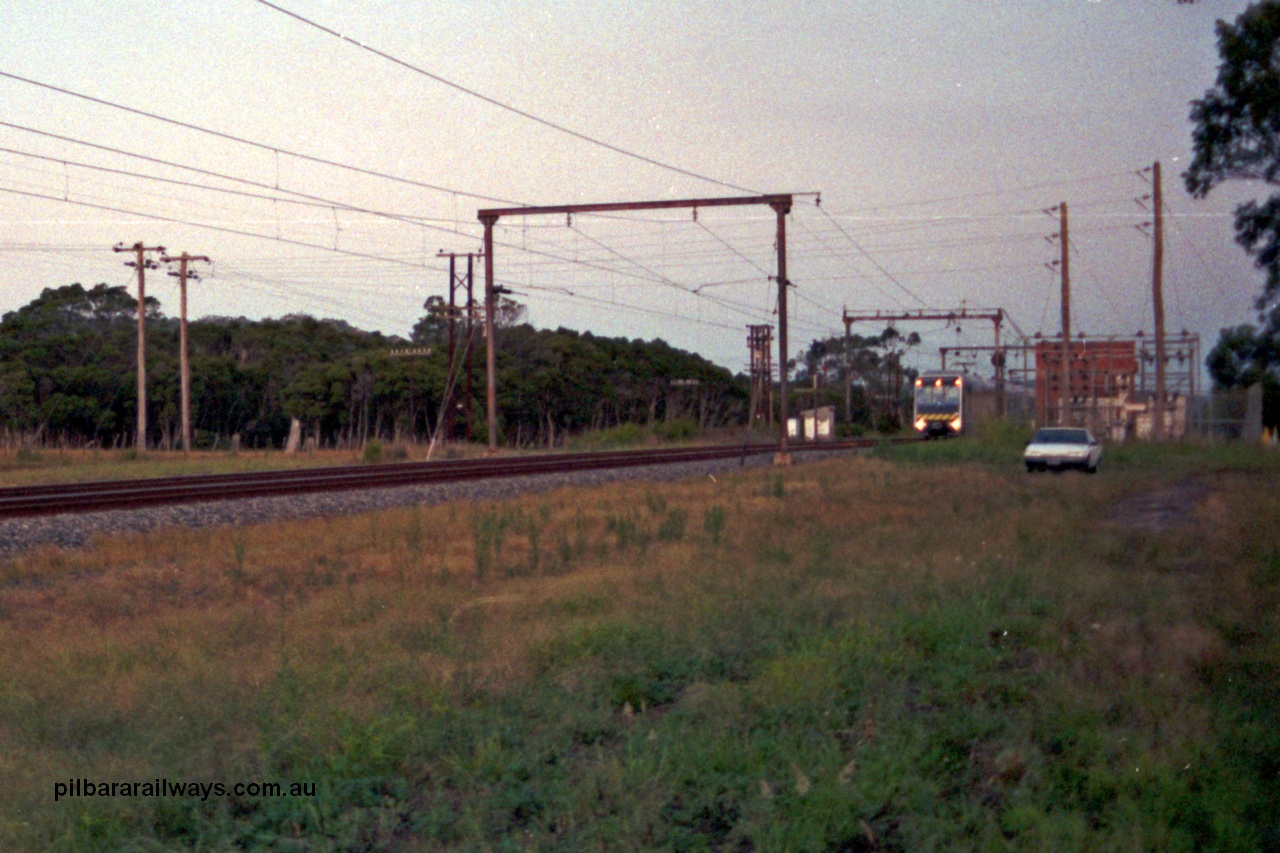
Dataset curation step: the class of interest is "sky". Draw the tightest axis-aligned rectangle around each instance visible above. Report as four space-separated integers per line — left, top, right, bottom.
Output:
0 0 1268 385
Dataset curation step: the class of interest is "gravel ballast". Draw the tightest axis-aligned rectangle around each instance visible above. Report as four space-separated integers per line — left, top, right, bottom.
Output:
0 449 857 559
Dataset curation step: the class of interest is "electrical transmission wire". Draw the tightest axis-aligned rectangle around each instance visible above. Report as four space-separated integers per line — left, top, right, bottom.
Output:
0 144 441 226
0 139 723 297
254 0 758 195
0 184 439 271
521 284 744 332
1066 236 1126 329
810 204 927 307
0 70 521 205
0 122 486 233
1162 199 1237 308
787 212 901 309
0 78 790 344
832 169 1140 215
693 220 771 278
0 157 786 337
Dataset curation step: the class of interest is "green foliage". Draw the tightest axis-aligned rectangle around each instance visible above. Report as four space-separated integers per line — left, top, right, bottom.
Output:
657 508 688 542
361 439 383 464
498 325 747 448
874 418 1034 467
801 328 921 430
575 422 646 449
766 473 785 499
1187 3 1280 380
875 411 902 434
9 445 1280 850
605 511 649 551
655 417 698 441
471 508 515 579
1 287 749 450
703 505 727 545
1206 325 1280 424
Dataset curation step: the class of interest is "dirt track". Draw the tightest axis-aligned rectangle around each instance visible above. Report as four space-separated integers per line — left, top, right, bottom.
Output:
1105 478 1212 533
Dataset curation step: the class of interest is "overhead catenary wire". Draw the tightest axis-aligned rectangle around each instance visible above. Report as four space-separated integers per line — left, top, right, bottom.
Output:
0 162 810 347
831 169 1141 215
813 203 927 307
0 71 523 206
254 0 759 196
0 143 459 231
0 185 440 272
1 95 1076 352
0 115 1218 369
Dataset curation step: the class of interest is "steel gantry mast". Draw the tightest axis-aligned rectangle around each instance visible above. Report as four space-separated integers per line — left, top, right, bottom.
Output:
478 193 798 463
842 307 1009 417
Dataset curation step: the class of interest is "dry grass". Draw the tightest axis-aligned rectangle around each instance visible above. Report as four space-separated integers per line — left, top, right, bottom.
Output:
0 441 523 489
1 447 1277 849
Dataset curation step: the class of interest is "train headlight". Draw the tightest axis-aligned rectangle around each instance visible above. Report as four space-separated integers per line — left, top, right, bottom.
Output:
949 416 962 431
914 418 927 432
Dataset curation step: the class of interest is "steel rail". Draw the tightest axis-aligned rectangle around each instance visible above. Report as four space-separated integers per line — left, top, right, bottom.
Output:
0 438 918 518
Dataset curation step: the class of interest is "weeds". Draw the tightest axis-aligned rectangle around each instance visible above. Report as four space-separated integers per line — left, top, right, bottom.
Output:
606 511 649 551
226 530 250 586
703 505 727 545
657 508 687 542
2 446 1279 850
767 473 785 499
471 507 514 578
404 506 425 559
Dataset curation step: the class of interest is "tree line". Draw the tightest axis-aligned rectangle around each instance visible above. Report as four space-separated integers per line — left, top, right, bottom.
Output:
0 283 947 451
1188 0 1280 415
0 283 759 450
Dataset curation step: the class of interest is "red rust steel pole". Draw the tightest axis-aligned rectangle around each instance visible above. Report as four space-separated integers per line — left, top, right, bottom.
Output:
465 252 475 442
477 194 797 219
446 251 457 440
482 215 498 453
773 199 792 464
475 193 801 455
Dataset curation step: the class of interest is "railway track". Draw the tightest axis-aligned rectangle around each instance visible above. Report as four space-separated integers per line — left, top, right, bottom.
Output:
0 438 915 518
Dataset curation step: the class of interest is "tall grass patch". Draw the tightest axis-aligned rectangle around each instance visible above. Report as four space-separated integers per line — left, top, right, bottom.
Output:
0 449 1277 849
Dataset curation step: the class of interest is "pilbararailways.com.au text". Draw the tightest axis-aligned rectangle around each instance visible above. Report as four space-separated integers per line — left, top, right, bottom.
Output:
54 778 316 802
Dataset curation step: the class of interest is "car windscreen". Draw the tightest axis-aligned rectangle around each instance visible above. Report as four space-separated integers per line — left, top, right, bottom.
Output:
1031 429 1089 444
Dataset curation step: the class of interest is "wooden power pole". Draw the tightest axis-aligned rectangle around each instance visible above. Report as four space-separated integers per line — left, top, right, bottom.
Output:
1059 203 1071 427
114 241 165 451
162 252 210 453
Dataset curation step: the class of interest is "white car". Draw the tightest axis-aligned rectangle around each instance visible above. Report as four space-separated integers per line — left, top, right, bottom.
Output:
1024 427 1101 473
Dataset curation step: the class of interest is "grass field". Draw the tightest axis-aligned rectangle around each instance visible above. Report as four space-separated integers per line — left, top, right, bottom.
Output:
1 433 1277 851
0 447 373 488
0 426 737 488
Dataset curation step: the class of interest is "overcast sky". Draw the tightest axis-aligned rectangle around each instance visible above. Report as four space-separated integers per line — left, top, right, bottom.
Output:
0 0 1266 380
